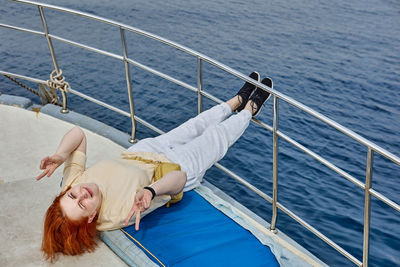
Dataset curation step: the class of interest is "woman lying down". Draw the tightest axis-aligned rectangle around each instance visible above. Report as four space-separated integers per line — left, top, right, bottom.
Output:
37 72 272 261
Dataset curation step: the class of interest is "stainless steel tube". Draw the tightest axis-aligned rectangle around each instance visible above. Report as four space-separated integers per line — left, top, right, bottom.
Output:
214 162 273 203
49 33 123 61
14 0 400 166
38 6 68 113
120 28 136 143
38 6 59 73
278 129 365 190
0 71 46 84
277 201 362 266
0 23 45 36
362 148 373 267
69 88 165 135
369 188 400 213
270 95 279 232
197 57 203 114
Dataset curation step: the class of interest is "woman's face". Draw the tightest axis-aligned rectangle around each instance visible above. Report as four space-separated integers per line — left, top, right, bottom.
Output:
60 183 102 223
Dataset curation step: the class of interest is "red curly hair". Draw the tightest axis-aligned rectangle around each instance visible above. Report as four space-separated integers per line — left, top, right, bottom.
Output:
41 186 99 261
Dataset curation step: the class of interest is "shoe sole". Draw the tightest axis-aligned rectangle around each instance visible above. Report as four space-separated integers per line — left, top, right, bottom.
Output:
252 77 273 117
249 71 261 90
247 71 261 96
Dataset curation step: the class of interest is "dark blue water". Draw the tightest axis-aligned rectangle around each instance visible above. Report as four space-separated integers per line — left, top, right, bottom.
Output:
1 0 399 266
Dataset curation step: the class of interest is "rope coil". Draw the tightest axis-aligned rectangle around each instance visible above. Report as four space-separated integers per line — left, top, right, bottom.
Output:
47 69 70 93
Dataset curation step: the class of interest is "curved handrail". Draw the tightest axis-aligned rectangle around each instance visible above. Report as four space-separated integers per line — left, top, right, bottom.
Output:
2 1 399 266
9 0 400 165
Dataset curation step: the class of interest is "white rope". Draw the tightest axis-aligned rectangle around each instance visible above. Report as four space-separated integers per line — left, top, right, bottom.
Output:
46 69 70 93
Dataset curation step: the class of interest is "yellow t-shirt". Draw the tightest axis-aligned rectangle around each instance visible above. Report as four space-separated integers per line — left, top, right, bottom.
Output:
62 151 171 231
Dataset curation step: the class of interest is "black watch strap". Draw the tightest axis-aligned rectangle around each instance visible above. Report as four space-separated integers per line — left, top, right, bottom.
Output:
144 186 156 200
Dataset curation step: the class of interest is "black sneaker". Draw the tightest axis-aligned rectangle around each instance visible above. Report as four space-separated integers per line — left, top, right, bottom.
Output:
235 71 260 112
248 77 273 117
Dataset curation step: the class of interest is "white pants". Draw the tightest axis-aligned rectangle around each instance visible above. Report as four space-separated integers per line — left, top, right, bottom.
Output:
127 103 252 191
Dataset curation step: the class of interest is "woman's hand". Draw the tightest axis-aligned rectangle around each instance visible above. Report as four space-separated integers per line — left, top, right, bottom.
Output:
124 171 186 230
36 126 87 181
124 188 153 230
36 154 65 180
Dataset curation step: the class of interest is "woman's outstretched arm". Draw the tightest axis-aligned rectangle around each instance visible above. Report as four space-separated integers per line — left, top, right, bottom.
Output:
37 126 87 180
151 170 187 196
54 126 87 159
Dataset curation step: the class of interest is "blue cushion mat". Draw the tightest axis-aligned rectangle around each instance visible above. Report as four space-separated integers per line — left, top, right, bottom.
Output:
121 190 279 267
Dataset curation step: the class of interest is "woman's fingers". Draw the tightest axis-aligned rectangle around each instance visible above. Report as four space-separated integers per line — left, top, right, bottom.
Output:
47 166 56 177
125 200 142 226
124 191 150 229
37 163 57 180
40 157 49 169
136 190 144 201
144 195 151 208
135 210 141 231
36 168 49 180
125 207 135 226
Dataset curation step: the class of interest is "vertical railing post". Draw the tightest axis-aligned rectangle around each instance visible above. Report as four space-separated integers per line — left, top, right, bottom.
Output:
270 94 279 233
38 6 68 113
120 27 136 143
362 148 374 267
197 57 203 114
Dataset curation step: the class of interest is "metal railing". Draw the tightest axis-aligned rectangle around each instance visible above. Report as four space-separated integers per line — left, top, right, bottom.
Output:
1 1 400 266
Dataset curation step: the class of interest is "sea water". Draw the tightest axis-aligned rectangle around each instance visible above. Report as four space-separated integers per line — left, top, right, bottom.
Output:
1 0 399 266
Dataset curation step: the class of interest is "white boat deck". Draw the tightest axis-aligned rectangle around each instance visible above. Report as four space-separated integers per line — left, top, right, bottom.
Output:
0 96 327 267
0 104 127 266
